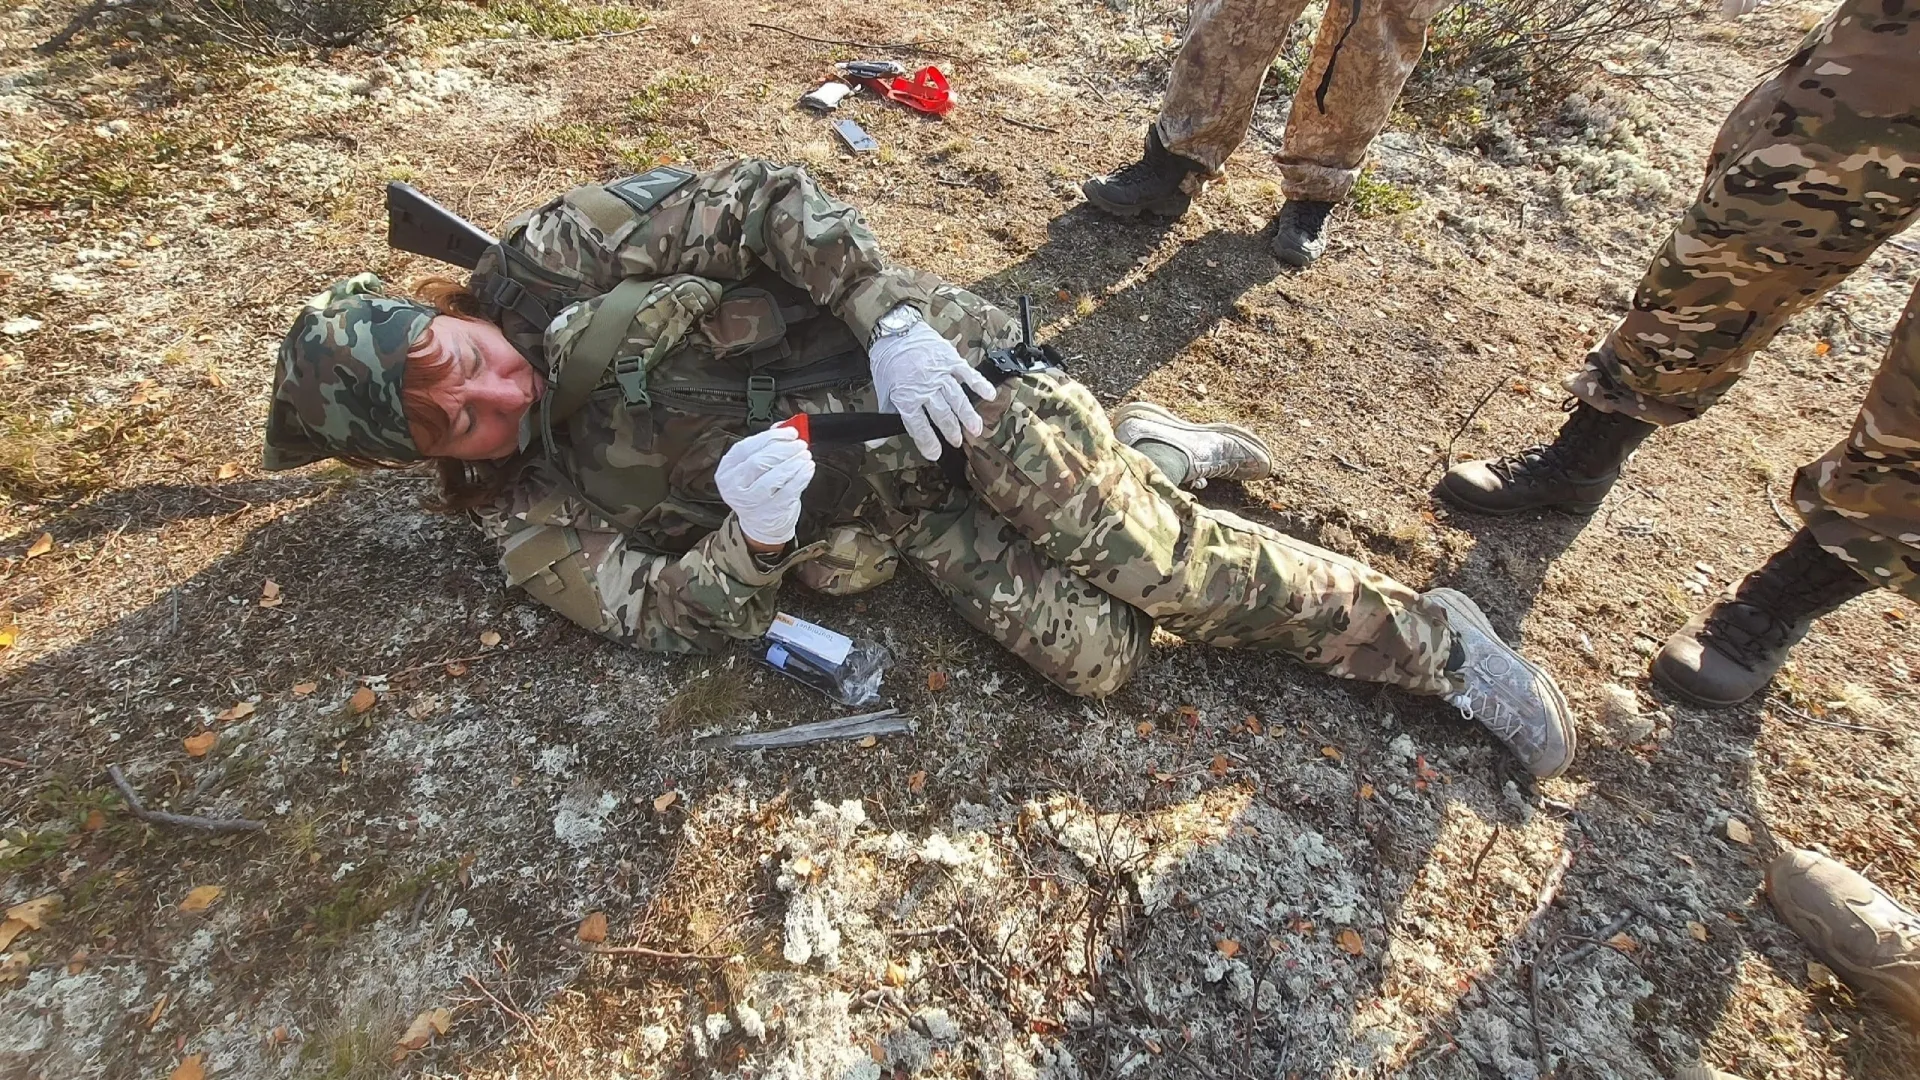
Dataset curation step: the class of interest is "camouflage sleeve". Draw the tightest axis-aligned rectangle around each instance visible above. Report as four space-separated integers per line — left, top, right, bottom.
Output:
515 159 933 342
479 476 826 653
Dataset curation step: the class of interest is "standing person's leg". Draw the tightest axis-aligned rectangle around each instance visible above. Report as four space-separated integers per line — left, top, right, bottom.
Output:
1653 278 1920 704
1082 0 1309 219
1270 0 1450 265
963 371 1578 776
1440 0 1920 515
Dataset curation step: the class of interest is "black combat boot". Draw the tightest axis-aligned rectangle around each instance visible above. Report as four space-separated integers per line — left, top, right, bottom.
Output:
1653 530 1874 707
1082 127 1207 219
1437 400 1657 515
1270 199 1336 267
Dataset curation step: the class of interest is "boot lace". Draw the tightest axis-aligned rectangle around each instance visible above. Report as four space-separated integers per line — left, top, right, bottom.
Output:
1694 603 1795 671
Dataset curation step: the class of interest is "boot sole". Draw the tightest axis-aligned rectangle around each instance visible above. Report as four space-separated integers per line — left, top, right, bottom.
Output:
1649 653 1760 709
1081 190 1192 219
1426 587 1577 778
1112 401 1274 479
1433 478 1607 518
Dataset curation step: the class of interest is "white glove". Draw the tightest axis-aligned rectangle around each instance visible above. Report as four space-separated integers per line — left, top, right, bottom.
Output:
869 319 997 461
1722 0 1760 16
715 427 815 547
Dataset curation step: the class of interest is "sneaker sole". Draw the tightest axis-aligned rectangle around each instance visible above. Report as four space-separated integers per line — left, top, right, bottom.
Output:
1426 587 1577 778
1112 401 1274 479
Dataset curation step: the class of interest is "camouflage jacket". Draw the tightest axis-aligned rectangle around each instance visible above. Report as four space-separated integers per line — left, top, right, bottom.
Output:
474 159 989 653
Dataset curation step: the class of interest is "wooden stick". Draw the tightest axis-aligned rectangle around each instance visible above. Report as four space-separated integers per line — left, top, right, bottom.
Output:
745 21 953 56
997 113 1059 134
1467 825 1501 890
701 709 909 749
1443 372 1511 469
561 940 731 962
107 766 266 834
1768 699 1897 738
1559 909 1635 965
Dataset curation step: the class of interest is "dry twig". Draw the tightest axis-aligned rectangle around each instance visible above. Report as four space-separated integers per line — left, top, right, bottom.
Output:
559 940 731 962
1768 698 1898 738
745 22 953 56
700 709 909 749
1467 825 1501 890
1438 371 1512 475
107 765 265 834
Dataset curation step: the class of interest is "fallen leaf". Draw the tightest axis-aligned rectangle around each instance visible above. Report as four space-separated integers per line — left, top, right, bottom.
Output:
907 770 927 794
1358 783 1376 800
259 579 282 608
206 365 226 388
5 895 58 931
1208 754 1230 778
926 669 949 692
1337 929 1365 956
66 946 88 974
0 624 16 650
1607 932 1639 953
1244 715 1262 736
1216 938 1240 959
393 1006 451 1057
144 993 169 1028
348 686 377 714
1723 818 1752 845
444 661 469 677
653 791 679 813
291 681 318 696
182 731 217 757
884 960 909 986
405 694 442 720
179 885 224 912
791 855 815 879
144 233 165 249
1807 960 1838 989
215 701 256 722
216 462 239 480
1687 920 1709 942
479 629 501 648
1814 340 1832 356
1144 1038 1162 1053
858 735 877 748
0 921 25 953
1055 288 1070 301
1320 745 1343 761
83 809 105 832
576 911 608 943
1176 704 1200 728
168 1054 204 1080
1134 720 1154 738
24 533 52 559
0 951 28 983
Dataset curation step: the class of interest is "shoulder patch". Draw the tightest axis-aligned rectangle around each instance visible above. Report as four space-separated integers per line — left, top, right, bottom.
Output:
605 167 696 215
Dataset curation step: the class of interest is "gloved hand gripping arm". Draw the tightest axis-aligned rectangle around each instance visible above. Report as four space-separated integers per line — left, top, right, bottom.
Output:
869 315 996 462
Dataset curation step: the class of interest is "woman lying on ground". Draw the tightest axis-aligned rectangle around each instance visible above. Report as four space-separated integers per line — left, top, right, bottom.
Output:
263 158 1577 777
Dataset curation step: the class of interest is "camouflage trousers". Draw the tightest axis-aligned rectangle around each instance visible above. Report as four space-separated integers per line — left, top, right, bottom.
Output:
884 373 1459 699
1566 0 1920 599
1156 0 1450 201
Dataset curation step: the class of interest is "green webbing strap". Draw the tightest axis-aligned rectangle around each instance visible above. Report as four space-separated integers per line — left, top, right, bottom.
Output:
547 276 655 425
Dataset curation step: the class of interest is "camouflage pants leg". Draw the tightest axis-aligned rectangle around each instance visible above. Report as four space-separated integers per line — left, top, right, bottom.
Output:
1157 0 1313 175
1277 0 1450 202
1562 0 1920 596
1792 282 1920 598
895 496 1155 699
962 372 1460 695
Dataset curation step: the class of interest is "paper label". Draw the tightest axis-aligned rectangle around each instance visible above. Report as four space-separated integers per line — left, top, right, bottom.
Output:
767 613 852 667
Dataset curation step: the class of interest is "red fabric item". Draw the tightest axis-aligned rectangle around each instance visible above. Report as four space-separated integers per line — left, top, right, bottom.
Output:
858 66 954 117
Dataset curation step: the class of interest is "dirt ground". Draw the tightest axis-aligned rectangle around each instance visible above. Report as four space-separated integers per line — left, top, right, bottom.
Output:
1 0 1917 1076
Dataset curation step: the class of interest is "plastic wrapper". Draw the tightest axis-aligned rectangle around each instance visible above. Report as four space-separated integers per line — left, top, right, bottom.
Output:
755 612 890 707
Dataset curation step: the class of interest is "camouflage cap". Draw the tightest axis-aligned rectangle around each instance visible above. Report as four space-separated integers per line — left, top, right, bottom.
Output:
263 274 436 470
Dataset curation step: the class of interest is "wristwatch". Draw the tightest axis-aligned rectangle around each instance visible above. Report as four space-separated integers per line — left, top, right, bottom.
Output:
869 304 924 346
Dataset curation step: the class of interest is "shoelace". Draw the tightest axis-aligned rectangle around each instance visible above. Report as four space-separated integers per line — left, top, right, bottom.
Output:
1486 441 1576 484
1281 202 1334 231
1695 603 1795 670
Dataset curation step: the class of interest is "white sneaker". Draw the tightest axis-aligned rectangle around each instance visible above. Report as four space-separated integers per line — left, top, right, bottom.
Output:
1425 588 1577 779
1112 401 1273 489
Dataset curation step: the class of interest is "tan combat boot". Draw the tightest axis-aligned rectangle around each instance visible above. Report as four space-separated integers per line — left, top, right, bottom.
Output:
1112 402 1273 489
1767 849 1920 1025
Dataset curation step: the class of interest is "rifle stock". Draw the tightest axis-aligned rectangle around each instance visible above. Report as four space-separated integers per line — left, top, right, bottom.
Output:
386 182 496 271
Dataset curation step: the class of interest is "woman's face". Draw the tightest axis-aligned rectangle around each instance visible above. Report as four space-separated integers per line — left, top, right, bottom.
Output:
411 315 546 461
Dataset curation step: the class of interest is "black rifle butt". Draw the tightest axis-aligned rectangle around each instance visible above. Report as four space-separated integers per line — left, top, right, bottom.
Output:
385 182 495 271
